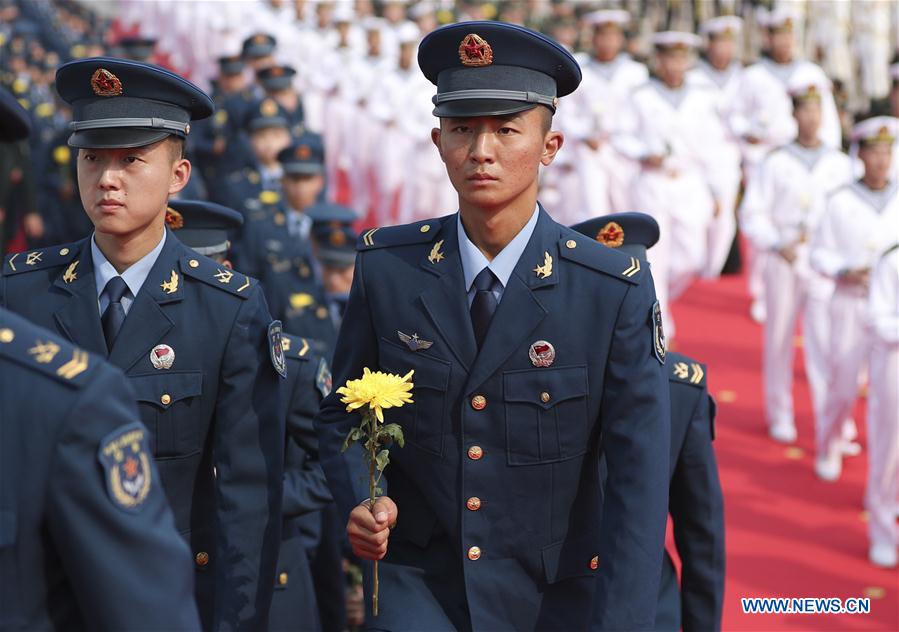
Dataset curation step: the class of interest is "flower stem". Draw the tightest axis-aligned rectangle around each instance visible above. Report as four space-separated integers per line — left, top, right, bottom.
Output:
367 410 379 617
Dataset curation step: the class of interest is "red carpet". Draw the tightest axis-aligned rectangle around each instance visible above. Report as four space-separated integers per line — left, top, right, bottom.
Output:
670 273 898 630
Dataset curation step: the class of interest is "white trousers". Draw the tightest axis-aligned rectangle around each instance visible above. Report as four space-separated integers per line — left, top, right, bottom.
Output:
763 255 832 427
867 341 899 549
816 287 871 455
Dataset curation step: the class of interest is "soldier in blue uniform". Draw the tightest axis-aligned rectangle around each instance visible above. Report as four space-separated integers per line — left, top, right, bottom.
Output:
236 133 336 352
316 22 670 630
0 58 284 630
169 198 343 632
573 212 725 632
306 202 359 330
191 55 255 203
0 82 201 632
258 65 306 139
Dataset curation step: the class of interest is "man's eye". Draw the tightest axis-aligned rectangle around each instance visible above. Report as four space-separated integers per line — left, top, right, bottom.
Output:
498 127 515 135
125 156 139 164
82 154 96 161
452 126 470 133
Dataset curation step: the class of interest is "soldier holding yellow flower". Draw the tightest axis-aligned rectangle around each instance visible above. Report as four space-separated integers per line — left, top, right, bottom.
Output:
316 22 670 631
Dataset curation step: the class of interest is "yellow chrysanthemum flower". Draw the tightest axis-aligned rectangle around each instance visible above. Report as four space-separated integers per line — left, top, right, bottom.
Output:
337 367 414 423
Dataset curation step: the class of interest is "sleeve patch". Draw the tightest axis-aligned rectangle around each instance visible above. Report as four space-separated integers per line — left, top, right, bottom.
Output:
316 357 332 398
98 423 153 513
652 301 666 365
269 321 287 378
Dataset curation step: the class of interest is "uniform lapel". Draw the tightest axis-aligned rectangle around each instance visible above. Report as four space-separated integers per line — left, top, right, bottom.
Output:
107 232 181 370
52 238 107 355
416 216 478 371
464 208 559 392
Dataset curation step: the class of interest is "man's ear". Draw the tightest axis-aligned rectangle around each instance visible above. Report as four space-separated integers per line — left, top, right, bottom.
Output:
169 158 191 195
540 130 564 167
431 127 445 162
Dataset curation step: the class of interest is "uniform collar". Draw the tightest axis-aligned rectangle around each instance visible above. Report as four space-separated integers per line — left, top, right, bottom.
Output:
91 229 167 299
457 204 539 292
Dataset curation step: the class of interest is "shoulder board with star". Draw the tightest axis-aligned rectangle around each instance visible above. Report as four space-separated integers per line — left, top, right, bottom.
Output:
3 242 80 276
356 218 447 251
0 310 95 387
667 351 707 388
557 230 643 285
179 255 258 299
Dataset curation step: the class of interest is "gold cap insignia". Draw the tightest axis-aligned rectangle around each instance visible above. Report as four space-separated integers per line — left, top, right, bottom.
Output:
270 66 284 77
597 221 625 248
329 229 347 247
297 145 312 159
459 33 493 67
261 99 279 117
91 68 123 97
165 207 184 230
254 33 268 44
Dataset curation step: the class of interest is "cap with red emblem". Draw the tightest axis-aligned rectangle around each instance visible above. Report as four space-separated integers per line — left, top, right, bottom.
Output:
55 57 214 149
417 21 581 118
570 212 660 261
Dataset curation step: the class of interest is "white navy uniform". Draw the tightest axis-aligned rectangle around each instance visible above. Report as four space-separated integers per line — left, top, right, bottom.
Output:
618 76 731 337
865 245 899 567
741 141 852 437
811 180 899 462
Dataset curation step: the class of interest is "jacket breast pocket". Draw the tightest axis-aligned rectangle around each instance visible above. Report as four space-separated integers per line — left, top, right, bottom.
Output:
128 371 204 458
378 337 450 456
504 366 589 465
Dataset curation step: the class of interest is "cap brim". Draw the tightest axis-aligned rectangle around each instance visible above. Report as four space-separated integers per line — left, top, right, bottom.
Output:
68 127 172 149
319 250 357 267
432 99 541 118
283 164 324 176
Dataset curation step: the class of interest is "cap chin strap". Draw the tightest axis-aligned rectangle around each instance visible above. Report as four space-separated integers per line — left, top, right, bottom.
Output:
433 89 557 109
70 117 191 135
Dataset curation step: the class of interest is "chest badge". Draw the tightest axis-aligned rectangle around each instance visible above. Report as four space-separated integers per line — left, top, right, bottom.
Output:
150 344 175 370
528 340 555 367
398 330 433 352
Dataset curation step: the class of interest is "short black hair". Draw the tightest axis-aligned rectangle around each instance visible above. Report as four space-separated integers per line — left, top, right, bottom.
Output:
167 136 185 161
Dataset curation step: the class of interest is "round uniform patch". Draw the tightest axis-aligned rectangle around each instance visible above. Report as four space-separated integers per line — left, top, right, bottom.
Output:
597 221 625 248
99 423 152 512
150 344 175 369
269 321 287 378
528 340 555 367
458 33 494 67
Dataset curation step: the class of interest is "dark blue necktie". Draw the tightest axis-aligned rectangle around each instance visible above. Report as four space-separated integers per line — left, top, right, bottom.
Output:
470 268 500 348
101 276 129 352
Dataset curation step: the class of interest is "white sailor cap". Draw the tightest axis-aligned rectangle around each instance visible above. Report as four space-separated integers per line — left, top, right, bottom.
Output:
362 17 387 32
409 1 437 20
332 3 355 23
699 16 743 39
651 31 703 50
851 116 898 145
584 10 630 28
760 6 800 31
786 67 831 101
396 21 422 45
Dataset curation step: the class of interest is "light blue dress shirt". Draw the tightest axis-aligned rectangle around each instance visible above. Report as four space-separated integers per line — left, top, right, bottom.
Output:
457 205 540 307
92 230 167 316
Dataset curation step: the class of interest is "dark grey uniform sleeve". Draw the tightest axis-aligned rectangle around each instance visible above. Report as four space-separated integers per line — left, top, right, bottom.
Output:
213 285 284 629
282 358 333 517
592 271 671 630
670 393 725 632
315 253 377 524
47 364 201 630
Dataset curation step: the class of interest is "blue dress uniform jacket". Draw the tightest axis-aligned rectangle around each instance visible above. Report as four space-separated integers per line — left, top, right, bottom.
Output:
235 210 337 351
270 333 334 632
316 208 671 631
0 231 284 631
0 307 201 630
654 352 725 632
